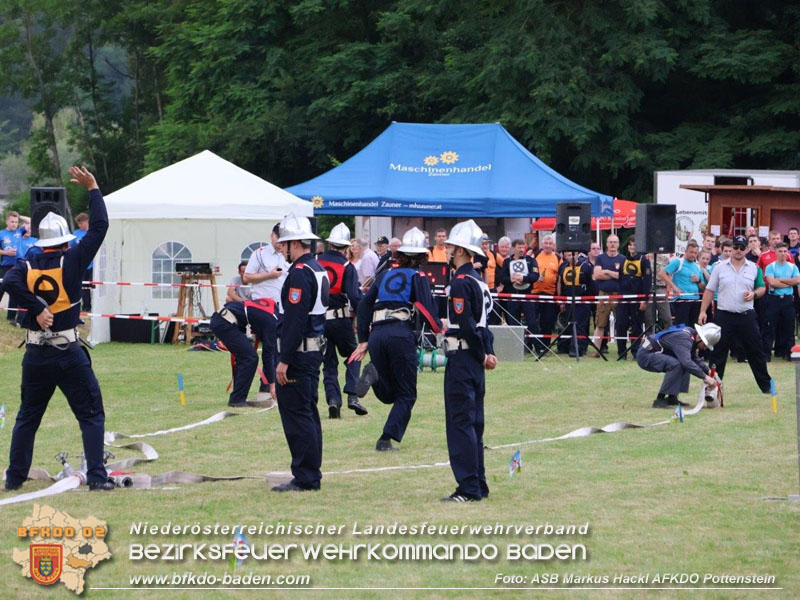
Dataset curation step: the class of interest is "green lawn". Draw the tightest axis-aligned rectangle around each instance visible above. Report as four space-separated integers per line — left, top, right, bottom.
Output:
0 332 799 599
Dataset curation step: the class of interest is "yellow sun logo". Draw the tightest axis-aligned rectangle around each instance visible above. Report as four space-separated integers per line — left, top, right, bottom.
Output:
424 155 440 166
439 151 459 164
311 196 324 208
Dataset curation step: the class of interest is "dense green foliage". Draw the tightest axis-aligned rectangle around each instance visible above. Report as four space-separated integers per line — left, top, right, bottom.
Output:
1 0 798 206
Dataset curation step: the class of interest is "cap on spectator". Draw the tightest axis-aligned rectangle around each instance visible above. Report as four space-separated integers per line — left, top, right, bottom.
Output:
375 236 389 245
733 235 748 247
481 235 492 242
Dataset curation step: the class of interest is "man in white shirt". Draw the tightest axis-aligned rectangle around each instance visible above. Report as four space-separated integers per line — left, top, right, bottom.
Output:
351 237 378 286
241 224 288 402
243 224 288 303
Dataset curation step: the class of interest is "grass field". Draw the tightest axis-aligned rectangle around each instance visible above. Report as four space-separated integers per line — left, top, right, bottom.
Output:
0 324 799 599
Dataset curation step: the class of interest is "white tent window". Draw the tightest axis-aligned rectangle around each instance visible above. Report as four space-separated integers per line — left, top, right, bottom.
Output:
152 241 192 299
241 241 269 262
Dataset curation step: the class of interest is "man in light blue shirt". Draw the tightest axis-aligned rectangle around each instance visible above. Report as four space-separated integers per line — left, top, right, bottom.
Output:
660 240 705 327
763 243 800 360
0 211 23 323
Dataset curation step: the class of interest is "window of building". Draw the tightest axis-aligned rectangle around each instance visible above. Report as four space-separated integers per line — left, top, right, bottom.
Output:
241 242 269 262
152 241 192 299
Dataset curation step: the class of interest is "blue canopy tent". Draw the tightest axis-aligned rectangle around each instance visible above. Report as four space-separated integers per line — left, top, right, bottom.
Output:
287 122 613 218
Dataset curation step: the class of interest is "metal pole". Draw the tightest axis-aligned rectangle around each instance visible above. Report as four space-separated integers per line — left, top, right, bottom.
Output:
790 361 800 501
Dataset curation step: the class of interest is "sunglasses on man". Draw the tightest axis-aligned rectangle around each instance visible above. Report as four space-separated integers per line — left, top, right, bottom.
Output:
733 244 747 250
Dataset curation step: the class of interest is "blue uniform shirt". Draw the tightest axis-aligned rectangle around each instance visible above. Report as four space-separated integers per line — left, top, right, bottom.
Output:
593 253 625 293
357 265 442 342
278 252 328 364
446 263 495 364
316 249 360 312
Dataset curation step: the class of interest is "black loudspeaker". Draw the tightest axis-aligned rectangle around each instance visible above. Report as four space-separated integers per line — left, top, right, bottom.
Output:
31 187 71 237
635 204 676 254
555 202 591 251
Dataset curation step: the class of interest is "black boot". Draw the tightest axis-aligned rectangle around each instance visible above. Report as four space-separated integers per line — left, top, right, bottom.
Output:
652 393 671 409
376 438 398 452
666 395 689 407
328 403 341 419
355 363 379 398
347 394 368 415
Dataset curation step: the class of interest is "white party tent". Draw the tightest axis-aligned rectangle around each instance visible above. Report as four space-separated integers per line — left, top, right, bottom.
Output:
90 150 311 343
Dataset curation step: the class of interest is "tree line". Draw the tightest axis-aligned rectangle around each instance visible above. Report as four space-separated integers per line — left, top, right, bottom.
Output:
1 0 798 216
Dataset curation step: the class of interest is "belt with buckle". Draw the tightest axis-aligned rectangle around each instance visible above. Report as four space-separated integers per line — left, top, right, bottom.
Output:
326 307 349 320
218 308 238 325
372 308 411 324
277 337 324 353
444 336 469 352
26 328 79 347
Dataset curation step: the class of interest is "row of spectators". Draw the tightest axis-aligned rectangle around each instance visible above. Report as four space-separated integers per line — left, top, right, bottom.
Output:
224 223 800 364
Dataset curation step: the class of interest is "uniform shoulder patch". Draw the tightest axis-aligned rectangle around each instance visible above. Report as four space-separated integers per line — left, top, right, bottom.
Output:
452 297 465 314
456 274 466 279
288 288 302 304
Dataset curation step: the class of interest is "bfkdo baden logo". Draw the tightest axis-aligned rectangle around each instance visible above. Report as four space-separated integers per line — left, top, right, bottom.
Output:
13 504 111 595
30 544 63 585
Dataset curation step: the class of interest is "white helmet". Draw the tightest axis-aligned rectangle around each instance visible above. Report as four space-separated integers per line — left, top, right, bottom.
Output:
695 322 721 350
35 212 76 247
326 222 351 246
397 227 428 255
277 213 319 243
446 219 485 257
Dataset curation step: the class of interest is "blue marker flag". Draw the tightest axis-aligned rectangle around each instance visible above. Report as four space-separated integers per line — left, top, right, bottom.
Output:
229 526 249 569
509 450 522 476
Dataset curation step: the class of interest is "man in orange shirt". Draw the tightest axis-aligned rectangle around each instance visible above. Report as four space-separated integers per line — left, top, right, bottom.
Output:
479 236 503 324
428 228 448 263
533 235 561 356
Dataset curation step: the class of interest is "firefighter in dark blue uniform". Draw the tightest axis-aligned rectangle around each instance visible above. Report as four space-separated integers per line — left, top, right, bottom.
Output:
210 298 278 407
317 223 367 419
615 237 652 360
636 323 720 408
441 220 497 502
271 214 329 492
499 240 541 354
4 167 114 492
555 251 594 356
350 227 442 451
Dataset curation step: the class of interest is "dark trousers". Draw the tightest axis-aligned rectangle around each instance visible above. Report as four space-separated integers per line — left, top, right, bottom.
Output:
505 300 544 353
636 347 692 396
322 317 360 407
210 316 258 405
276 353 323 489
7 343 107 486
487 289 502 325
671 300 700 327
81 267 93 312
444 351 487 499
536 302 558 352
615 302 645 357
762 294 796 358
710 309 771 393
367 321 418 442
555 303 590 355
0 265 18 321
